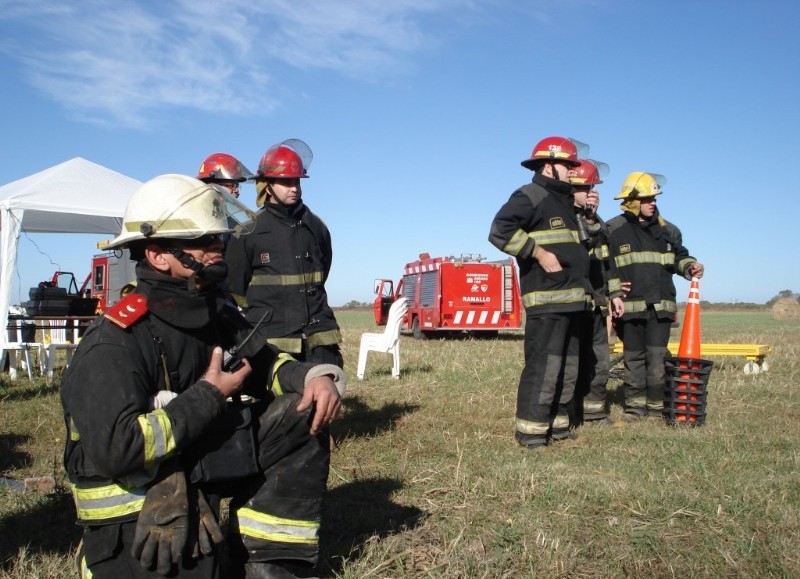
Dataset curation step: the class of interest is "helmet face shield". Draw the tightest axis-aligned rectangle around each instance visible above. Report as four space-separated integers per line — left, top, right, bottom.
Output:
217 186 257 238
256 139 313 180
197 153 254 182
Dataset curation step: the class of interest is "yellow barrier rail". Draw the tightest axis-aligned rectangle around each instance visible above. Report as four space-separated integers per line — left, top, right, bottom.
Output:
609 342 771 374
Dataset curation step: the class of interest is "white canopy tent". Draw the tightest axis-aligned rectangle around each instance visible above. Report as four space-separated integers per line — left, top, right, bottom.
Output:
0 157 141 364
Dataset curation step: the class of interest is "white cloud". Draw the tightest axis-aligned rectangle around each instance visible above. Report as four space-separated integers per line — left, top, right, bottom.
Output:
0 0 464 128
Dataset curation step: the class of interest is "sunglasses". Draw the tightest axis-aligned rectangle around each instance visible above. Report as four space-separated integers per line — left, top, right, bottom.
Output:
177 234 225 248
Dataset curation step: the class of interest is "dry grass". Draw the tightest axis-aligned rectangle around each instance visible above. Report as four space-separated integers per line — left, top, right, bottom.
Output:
772 297 800 320
1 310 799 578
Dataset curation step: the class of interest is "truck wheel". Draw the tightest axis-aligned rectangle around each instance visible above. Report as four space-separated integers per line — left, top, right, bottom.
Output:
412 317 427 340
475 330 499 340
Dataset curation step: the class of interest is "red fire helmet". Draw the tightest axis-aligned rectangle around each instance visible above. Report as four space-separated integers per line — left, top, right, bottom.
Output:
256 140 312 179
197 153 254 182
568 158 609 186
521 136 584 170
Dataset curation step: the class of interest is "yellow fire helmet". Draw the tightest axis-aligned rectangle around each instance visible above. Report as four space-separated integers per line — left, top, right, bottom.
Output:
614 171 667 200
101 174 256 250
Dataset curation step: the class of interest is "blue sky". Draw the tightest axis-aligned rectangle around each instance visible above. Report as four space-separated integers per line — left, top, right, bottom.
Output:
1 0 798 307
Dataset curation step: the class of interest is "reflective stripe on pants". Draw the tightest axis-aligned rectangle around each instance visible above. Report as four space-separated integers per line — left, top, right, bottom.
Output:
516 312 582 444
616 307 672 414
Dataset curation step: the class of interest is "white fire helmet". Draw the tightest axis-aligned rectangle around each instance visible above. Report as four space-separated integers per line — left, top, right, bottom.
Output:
102 174 256 250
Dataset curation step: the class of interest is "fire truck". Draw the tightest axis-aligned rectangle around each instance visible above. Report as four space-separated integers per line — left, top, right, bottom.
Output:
373 253 523 339
89 250 137 312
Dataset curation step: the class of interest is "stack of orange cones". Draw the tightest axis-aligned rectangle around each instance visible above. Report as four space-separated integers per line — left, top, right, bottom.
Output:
672 277 707 424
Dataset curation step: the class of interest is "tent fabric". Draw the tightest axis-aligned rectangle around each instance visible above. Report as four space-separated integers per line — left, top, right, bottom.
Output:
0 157 141 368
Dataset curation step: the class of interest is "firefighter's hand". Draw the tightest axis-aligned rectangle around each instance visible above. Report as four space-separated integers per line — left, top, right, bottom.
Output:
297 376 341 436
620 281 631 297
610 296 625 318
192 489 224 558
532 245 562 273
586 189 600 217
688 262 704 279
203 347 251 398
131 468 190 576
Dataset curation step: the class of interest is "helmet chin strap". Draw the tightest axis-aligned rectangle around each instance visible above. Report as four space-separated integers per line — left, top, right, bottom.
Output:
169 248 228 284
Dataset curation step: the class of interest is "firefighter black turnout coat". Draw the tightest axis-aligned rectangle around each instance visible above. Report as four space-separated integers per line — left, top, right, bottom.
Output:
606 210 697 321
61 266 342 572
488 174 591 445
489 174 591 313
226 201 341 355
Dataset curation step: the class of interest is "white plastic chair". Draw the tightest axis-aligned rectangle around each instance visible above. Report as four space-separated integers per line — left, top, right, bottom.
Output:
2 317 45 380
357 297 408 380
43 319 80 379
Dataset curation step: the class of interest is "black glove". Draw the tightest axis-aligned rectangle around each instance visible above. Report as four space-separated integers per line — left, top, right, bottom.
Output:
131 467 190 575
192 488 225 558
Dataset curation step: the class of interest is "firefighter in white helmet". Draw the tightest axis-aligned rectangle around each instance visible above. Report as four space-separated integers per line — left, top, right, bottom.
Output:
606 172 704 420
61 174 345 578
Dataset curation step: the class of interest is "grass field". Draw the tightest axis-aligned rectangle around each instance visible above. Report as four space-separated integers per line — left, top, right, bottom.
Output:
1 309 798 578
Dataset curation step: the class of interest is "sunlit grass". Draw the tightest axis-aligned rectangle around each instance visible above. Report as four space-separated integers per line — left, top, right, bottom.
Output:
1 310 798 577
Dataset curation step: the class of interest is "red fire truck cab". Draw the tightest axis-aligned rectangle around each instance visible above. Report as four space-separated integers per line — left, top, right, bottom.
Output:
373 253 523 339
90 251 137 312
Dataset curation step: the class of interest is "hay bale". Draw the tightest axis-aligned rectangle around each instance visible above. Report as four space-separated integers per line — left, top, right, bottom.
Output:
772 297 800 320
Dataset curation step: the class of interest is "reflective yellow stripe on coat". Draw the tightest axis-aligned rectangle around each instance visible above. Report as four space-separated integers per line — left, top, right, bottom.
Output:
249 271 324 286
137 409 176 468
237 507 319 545
624 299 677 314
71 483 146 522
522 287 588 308
528 229 579 245
614 250 674 268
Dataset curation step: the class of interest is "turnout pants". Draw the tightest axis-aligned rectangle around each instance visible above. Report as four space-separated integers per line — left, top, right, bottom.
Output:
78 393 330 578
616 307 672 416
574 308 610 424
515 312 583 448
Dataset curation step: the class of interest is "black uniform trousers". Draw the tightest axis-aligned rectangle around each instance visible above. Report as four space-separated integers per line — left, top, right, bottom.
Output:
77 393 329 579
616 306 672 416
516 312 583 447
573 307 611 425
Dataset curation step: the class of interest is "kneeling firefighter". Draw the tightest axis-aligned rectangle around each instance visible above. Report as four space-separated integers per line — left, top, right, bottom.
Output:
60 174 346 578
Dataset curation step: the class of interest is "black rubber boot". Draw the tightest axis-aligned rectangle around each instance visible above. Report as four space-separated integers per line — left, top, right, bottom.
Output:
245 562 319 579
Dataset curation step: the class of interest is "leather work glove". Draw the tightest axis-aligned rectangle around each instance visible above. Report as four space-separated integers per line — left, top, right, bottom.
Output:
192 488 225 558
131 467 190 575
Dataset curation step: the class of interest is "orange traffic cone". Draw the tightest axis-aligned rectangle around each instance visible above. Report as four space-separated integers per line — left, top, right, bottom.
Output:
677 277 702 359
675 277 702 423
